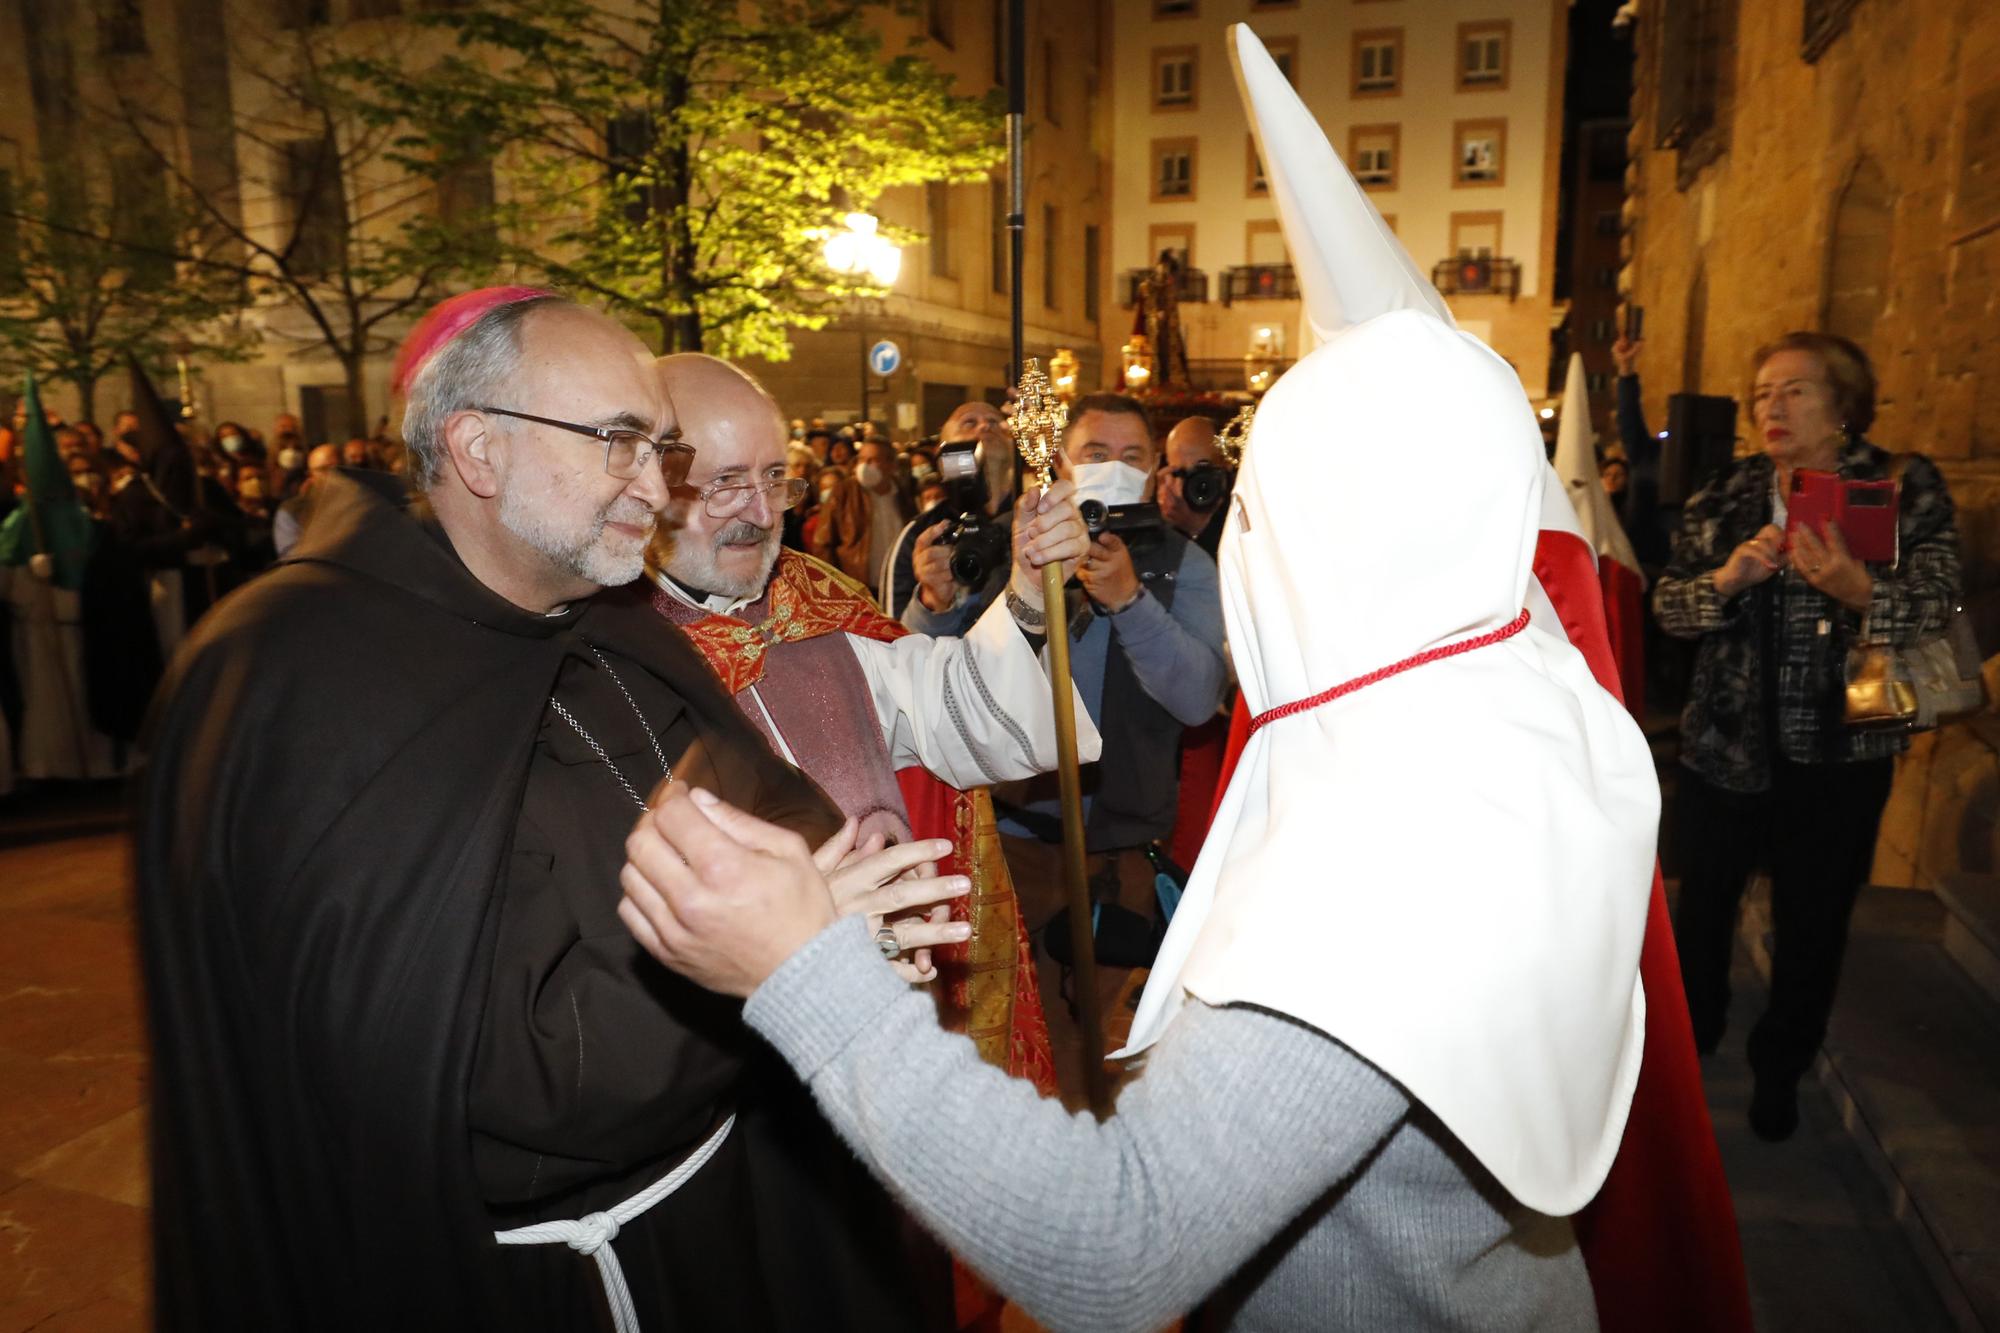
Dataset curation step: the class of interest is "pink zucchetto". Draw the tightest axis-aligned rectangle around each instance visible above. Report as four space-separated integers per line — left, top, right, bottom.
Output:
390 285 557 396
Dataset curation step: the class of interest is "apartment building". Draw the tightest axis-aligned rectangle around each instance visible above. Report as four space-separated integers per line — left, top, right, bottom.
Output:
1103 0 1569 401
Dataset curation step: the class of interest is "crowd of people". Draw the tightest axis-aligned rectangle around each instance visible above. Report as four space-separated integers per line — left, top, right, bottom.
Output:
0 396 413 791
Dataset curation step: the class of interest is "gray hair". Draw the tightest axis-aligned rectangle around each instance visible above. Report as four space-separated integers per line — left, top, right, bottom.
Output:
400 293 576 489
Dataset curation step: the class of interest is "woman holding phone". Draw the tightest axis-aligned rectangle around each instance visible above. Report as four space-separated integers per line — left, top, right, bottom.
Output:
1653 331 1960 1140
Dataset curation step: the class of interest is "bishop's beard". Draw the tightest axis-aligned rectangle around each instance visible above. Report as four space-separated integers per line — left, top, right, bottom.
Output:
499 473 657 589
660 516 781 601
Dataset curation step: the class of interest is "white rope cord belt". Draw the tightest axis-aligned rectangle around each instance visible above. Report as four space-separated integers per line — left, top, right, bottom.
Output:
494 1114 735 1333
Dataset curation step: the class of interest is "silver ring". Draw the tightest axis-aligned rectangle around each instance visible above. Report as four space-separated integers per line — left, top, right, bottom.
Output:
874 926 901 959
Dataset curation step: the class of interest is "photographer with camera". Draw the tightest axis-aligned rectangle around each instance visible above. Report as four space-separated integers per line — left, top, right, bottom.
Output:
903 391 1227 1096
1158 415 1234 557
879 400 1016 618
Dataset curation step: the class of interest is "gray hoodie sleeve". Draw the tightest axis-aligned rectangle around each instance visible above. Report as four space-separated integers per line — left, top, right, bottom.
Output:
742 915 1409 1333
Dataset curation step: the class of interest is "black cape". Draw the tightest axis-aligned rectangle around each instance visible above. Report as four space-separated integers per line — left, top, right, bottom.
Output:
136 472 940 1330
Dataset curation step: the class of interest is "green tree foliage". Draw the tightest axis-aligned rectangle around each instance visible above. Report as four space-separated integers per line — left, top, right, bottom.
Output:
335 0 1004 359
0 170 253 424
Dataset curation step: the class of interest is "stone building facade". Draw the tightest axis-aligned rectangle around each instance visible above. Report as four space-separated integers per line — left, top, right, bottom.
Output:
1621 0 2000 465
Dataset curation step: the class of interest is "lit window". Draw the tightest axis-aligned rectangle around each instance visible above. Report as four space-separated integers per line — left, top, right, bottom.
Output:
1454 119 1507 186
1153 139 1197 200
1349 124 1399 191
1458 21 1511 91
1154 49 1196 109
1353 30 1402 96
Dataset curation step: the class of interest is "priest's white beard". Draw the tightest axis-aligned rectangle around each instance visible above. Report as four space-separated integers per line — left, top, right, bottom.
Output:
667 517 781 600
499 472 657 588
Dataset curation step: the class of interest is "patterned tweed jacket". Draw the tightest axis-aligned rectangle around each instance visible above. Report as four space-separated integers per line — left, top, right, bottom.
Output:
1653 437 1961 794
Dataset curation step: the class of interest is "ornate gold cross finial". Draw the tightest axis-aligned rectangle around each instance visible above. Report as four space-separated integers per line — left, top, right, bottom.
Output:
1010 357 1070 488
1217 403 1255 467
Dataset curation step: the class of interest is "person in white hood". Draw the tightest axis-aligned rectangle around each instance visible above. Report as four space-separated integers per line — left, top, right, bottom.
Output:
613 25 1658 1333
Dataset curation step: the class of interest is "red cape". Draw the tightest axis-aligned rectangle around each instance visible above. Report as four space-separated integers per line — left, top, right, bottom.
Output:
1535 528 1751 1332
1202 533 1752 1333
1603 555 1648 722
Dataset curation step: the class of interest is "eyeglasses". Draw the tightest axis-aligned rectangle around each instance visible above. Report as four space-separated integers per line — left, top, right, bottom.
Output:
477 406 696 487
1749 379 1829 417
696 474 809 520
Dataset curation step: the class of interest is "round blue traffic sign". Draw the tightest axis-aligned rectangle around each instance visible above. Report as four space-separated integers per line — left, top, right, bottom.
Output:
868 340 902 376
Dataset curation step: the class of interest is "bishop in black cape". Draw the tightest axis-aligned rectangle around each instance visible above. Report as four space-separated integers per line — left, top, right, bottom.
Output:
136 469 947 1330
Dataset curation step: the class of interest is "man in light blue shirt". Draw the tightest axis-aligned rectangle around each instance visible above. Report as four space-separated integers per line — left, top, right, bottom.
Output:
903 392 1227 1084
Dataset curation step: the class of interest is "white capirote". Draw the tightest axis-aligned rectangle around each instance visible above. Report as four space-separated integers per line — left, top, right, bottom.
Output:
1118 24 1659 1221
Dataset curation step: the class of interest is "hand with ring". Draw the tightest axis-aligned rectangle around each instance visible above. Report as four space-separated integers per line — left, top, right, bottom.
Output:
812 820 972 984
618 784 970 997
1788 520 1874 612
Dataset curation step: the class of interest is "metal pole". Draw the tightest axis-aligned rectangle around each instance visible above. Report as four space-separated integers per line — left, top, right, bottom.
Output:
1007 0 1026 384
1006 16 1105 1117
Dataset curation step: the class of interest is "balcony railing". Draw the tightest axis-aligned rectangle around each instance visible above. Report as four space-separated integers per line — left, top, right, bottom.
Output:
1118 266 1210 308
1430 255 1521 299
1220 264 1298 306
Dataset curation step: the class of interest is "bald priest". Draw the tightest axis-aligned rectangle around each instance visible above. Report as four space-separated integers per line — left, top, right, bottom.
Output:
646 354 1098 1111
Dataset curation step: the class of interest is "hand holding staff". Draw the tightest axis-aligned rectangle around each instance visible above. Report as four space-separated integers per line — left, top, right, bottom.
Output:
1011 359 1111 1118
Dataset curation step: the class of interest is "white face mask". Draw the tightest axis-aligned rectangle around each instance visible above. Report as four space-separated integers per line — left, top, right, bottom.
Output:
856 461 884 489
217 433 242 454
1069 460 1149 511
277 448 304 471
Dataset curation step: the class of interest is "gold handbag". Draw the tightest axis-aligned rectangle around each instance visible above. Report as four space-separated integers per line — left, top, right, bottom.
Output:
1844 609 1986 732
1839 453 1985 732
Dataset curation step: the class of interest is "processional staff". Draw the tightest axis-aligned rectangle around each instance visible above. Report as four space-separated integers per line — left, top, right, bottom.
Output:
1010 357 1110 1118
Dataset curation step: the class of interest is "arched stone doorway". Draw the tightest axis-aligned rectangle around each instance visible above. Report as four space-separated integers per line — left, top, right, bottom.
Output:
1822 157 1894 343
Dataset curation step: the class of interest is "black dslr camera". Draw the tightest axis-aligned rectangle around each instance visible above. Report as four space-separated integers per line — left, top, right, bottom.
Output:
1079 498 1164 543
934 439 1011 588
1170 459 1229 513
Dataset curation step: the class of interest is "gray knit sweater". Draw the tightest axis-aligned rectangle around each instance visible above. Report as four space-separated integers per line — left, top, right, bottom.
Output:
743 915 1598 1333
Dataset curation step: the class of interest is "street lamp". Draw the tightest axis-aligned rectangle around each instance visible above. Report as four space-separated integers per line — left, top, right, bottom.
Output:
822 212 902 428
823 211 903 287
